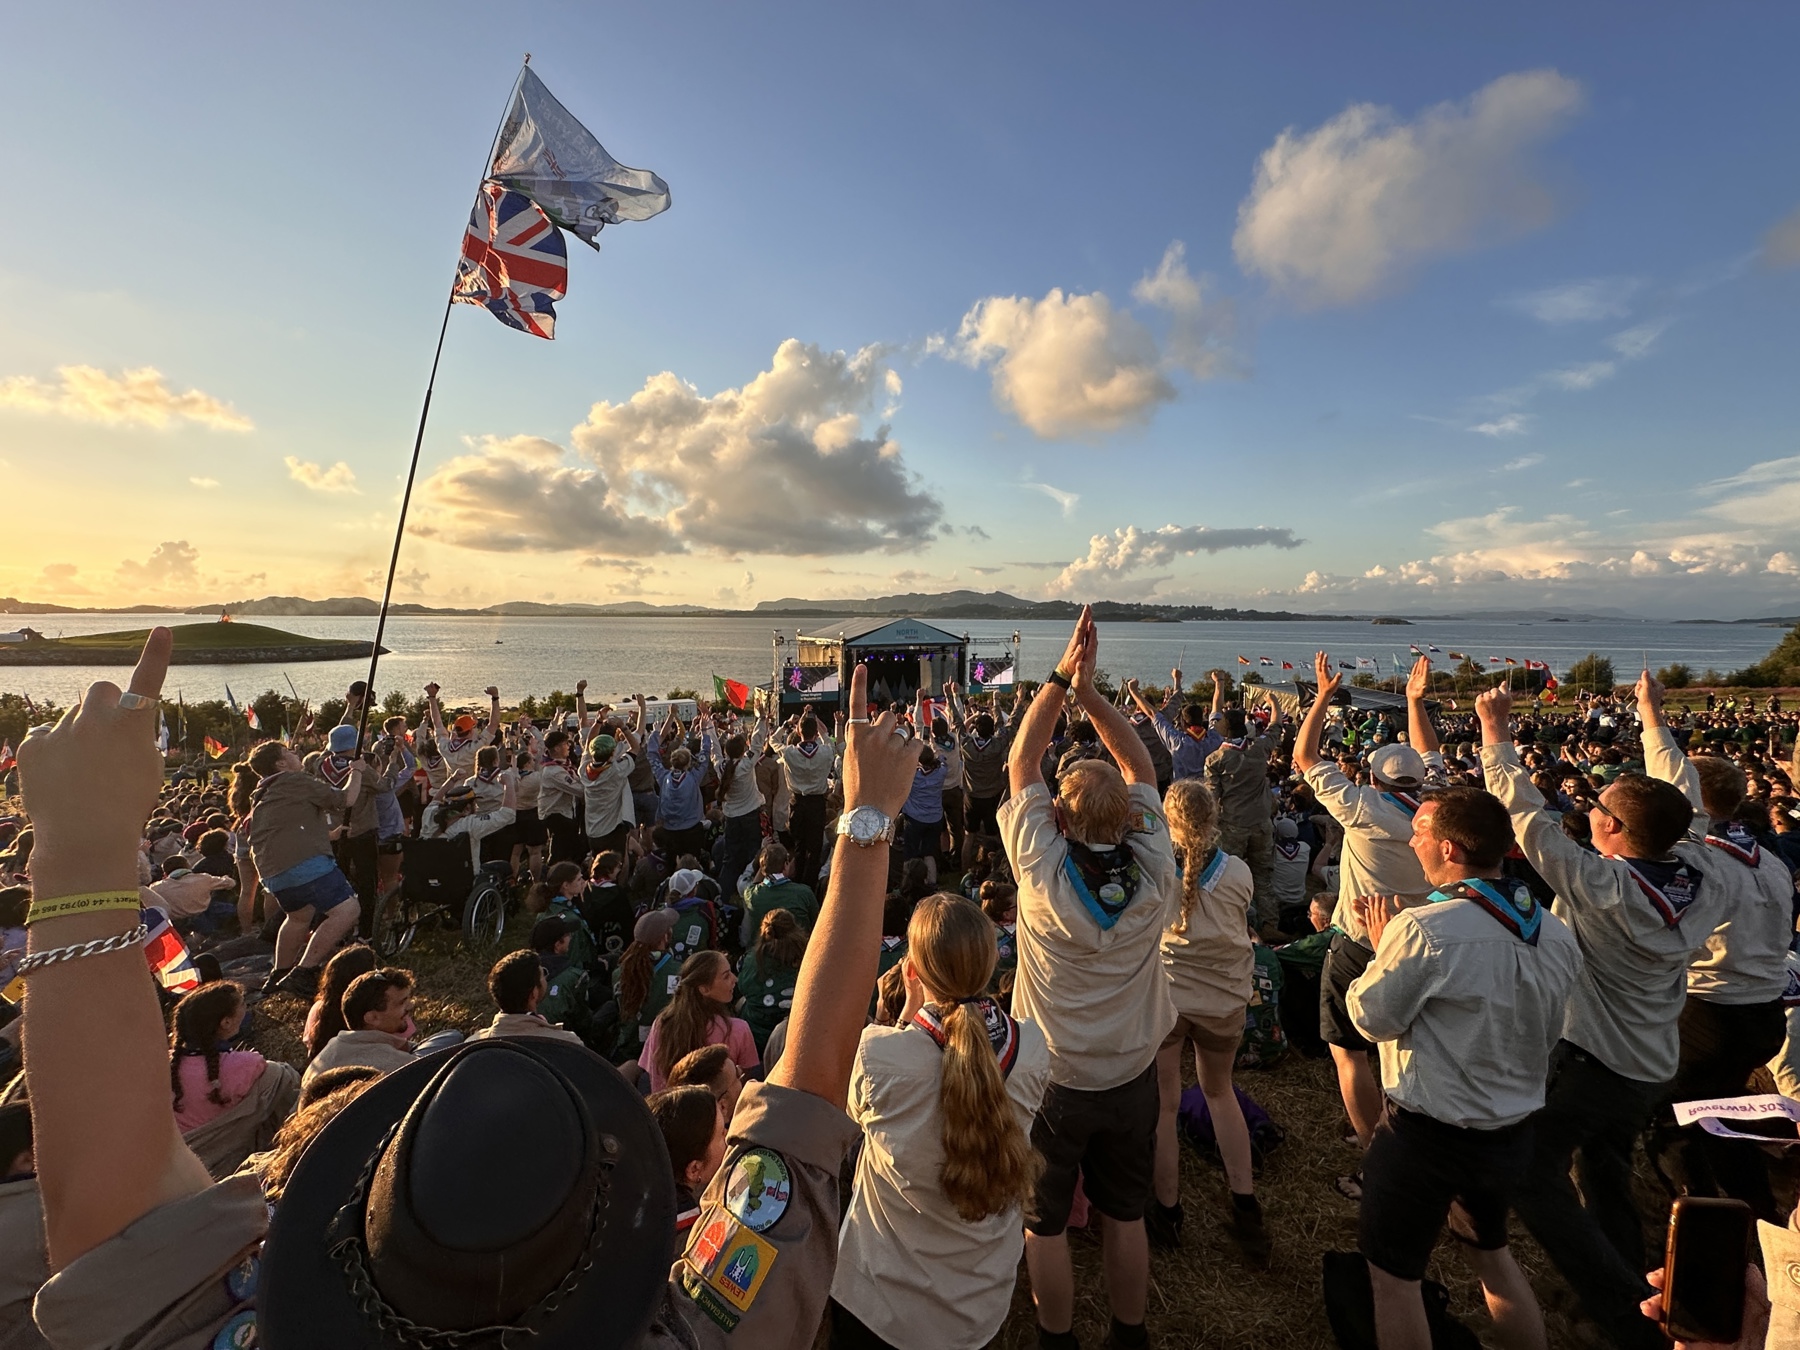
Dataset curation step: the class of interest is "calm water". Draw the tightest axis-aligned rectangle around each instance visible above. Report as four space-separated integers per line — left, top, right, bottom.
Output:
0 612 1789 706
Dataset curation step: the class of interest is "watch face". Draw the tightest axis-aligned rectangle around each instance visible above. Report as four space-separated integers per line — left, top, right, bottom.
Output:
847 806 888 843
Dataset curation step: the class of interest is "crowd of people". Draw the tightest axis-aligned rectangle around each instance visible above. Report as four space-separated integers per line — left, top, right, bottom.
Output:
1 611 1799 1349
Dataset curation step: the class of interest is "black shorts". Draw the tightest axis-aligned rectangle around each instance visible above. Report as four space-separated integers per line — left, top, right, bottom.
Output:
588 822 632 859
1359 1101 1531 1281
1320 931 1376 1053
1027 1063 1159 1235
513 807 546 846
965 794 1001 837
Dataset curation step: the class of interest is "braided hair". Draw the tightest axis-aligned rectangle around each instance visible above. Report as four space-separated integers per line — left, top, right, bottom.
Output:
169 981 246 1113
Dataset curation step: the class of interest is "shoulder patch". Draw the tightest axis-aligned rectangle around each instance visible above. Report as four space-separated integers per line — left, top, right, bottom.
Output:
212 1311 258 1349
721 1147 792 1232
683 1208 777 1316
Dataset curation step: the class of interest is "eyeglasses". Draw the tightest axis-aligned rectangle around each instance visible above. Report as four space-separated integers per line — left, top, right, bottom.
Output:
1587 799 1617 821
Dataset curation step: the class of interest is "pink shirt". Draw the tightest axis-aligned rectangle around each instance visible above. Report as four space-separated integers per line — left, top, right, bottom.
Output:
174 1049 268 1132
642 1014 758 1092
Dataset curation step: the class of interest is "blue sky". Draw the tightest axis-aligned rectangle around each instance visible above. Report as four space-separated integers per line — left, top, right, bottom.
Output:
2 2 1797 616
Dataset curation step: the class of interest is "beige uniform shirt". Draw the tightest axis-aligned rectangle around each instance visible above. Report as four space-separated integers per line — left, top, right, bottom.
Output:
1483 739 1725 1084
1001 782 1179 1091
467 1012 585 1045
0 1178 48 1348
1302 762 1431 943
831 1019 1052 1350
301 1028 415 1088
1160 852 1256 1023
1348 894 1584 1128
1204 734 1275 833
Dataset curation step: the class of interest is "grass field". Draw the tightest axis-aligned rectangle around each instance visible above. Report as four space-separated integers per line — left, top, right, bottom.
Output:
37 621 342 650
245 923 1776 1350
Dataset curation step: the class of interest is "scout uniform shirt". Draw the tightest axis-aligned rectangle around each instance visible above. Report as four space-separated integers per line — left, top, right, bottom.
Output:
1301 758 1436 944
999 781 1179 1090
1483 734 1726 1085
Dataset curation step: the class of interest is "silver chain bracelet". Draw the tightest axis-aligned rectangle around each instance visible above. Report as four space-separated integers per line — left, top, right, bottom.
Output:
14 925 150 978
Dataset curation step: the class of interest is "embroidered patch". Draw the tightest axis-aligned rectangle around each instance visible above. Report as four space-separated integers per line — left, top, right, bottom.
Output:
212 1311 257 1349
681 1265 741 1332
685 1209 777 1313
722 1148 792 1232
224 1255 260 1303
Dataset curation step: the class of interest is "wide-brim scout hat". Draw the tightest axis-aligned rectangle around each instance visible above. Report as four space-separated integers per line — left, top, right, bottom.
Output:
260 1038 675 1349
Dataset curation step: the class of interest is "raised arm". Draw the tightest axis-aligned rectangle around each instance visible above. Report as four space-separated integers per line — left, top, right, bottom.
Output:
576 680 590 738
19 629 216 1269
1406 656 1440 756
1211 669 1226 722
1009 610 1091 795
1074 660 1154 786
424 682 447 741
1294 652 1344 775
770 664 920 1108
483 686 502 747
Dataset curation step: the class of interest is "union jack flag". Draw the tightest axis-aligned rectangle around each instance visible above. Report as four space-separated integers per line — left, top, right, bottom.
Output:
453 183 569 340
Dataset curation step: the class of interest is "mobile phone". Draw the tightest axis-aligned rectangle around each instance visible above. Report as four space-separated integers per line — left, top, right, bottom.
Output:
1661 1195 1752 1343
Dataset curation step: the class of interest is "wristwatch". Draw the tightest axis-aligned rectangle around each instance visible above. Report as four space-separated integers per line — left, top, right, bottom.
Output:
836 805 896 847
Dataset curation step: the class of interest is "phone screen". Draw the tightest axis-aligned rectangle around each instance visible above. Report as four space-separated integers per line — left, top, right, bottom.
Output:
1664 1197 1752 1343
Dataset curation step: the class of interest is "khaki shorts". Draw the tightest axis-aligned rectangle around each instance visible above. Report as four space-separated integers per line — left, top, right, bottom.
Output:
1163 1008 1244 1055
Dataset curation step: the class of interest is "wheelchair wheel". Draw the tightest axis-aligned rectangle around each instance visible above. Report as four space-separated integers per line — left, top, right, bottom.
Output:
371 885 420 959
463 877 507 951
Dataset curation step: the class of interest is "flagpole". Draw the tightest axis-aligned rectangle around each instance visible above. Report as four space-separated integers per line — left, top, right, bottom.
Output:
354 58 533 754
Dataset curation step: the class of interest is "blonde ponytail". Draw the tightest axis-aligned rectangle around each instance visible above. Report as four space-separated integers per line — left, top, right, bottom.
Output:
1163 779 1220 935
909 893 1042 1223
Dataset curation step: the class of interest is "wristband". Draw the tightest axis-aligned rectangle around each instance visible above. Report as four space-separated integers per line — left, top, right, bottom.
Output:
26 891 143 925
1047 668 1073 689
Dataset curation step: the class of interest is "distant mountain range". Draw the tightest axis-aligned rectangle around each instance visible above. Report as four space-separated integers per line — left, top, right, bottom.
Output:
6 591 1782 625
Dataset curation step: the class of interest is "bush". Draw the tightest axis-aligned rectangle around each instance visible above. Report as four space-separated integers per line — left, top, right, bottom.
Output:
1565 653 1615 692
1656 663 1693 689
1728 623 1800 688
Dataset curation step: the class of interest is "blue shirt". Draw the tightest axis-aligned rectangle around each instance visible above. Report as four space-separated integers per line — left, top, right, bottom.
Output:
1150 712 1221 781
649 733 712 830
904 759 949 823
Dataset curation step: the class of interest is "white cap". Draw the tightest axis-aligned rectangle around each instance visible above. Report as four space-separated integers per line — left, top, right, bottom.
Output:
1369 744 1426 788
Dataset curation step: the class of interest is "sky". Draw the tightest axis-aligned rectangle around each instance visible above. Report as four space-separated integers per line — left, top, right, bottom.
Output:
3 3 1799 619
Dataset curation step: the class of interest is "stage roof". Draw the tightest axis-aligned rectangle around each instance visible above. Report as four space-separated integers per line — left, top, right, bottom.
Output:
800 617 967 648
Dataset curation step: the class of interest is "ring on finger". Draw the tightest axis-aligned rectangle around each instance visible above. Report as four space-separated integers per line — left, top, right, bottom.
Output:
117 692 154 711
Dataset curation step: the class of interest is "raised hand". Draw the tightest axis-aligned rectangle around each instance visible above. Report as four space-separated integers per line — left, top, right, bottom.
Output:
1406 655 1432 701
841 664 923 817
576 679 588 693
1058 608 1093 681
1314 652 1343 703
424 682 441 700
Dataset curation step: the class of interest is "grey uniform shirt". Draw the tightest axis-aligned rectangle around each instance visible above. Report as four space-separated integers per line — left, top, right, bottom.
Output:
1482 738 1726 1084
1348 895 1584 1128
1302 761 1432 943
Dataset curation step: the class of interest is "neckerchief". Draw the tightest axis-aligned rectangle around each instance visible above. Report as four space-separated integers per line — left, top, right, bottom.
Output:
1430 878 1541 945
969 734 993 752
1705 821 1764 868
794 739 823 759
318 753 352 790
476 768 499 784
912 996 1020 1078
1780 964 1800 1009
447 732 475 754
1379 790 1421 816
1605 854 1702 928
1275 839 1303 861
1061 838 1143 931
1221 737 1252 752
583 759 611 782
1194 846 1229 892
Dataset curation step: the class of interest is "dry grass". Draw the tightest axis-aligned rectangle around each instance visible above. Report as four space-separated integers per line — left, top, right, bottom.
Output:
245 934 1781 1350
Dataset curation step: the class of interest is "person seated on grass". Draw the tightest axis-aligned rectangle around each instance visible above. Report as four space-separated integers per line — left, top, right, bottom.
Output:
469 948 584 1045
642 950 759 1093
168 979 302 1177
615 906 682 1059
738 908 808 1056
667 1042 746 1123
301 942 377 1064
739 842 819 946
301 966 419 1087
647 1084 729 1243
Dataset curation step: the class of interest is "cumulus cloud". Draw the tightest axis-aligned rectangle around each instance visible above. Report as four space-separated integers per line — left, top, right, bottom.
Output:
0 365 253 431
417 341 942 558
938 288 1174 438
1233 70 1584 307
285 457 359 493
1763 204 1800 269
117 540 200 590
37 563 89 595
1048 524 1303 597
1503 277 1639 324
1131 242 1241 379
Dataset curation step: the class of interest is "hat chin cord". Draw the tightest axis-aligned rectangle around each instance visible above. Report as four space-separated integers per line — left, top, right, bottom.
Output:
324 1116 618 1349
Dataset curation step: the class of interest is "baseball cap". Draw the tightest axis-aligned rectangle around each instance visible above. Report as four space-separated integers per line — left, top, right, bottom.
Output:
666 868 704 899
587 734 616 762
633 907 679 946
327 725 359 754
530 915 576 952
1368 744 1426 788
1275 817 1299 841
453 714 478 734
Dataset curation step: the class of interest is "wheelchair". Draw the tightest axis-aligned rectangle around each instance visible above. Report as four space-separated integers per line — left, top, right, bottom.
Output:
370 837 516 959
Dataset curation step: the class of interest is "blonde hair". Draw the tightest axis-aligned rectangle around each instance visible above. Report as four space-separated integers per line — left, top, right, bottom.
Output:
907 893 1042 1222
1163 779 1220 935
1691 755 1748 817
1057 759 1131 846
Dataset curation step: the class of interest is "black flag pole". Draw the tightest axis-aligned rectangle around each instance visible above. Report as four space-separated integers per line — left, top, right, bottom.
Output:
354 58 532 754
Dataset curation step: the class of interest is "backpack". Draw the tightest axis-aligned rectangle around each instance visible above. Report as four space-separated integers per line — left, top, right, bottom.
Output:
669 895 716 959
1236 944 1288 1069
1178 1083 1285 1166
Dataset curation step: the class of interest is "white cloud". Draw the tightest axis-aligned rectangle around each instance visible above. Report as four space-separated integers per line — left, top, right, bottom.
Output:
1503 277 1639 324
189 476 220 489
1544 360 1617 391
1763 204 1800 269
1769 552 1800 576
1047 524 1303 597
1233 70 1584 307
1698 454 1800 530
938 288 1174 438
419 341 943 558
1501 453 1544 471
1606 319 1670 360
117 540 200 590
1471 413 1532 437
0 365 252 431
285 456 359 493
1024 482 1080 517
37 563 89 596
1131 242 1241 379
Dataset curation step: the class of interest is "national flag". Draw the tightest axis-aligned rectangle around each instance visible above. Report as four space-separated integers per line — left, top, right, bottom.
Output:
1281 661 1294 671
224 685 240 714
1448 651 1467 661
1236 655 1250 665
246 705 261 731
1427 645 1441 653
712 675 750 711
1258 657 1274 666
203 735 229 758
141 906 200 994
1504 657 1518 667
1409 644 1424 655
1338 661 1355 670
453 183 569 339
490 67 672 249
1545 676 1559 690
0 742 13 776
1356 657 1377 670
1488 656 1503 664
1524 659 1549 671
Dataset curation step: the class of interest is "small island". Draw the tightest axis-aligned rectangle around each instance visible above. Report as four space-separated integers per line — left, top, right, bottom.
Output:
0 621 384 666
1370 616 1414 625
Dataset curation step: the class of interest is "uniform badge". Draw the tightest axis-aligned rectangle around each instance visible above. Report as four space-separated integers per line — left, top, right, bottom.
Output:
683 1208 778 1315
224 1255 260 1303
212 1311 257 1349
722 1147 792 1232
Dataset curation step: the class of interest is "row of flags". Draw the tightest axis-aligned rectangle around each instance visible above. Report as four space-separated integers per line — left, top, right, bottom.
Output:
1227 650 1558 675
